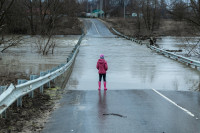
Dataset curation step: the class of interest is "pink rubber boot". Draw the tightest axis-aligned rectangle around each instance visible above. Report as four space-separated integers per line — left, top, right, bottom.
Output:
104 81 107 90
98 81 101 90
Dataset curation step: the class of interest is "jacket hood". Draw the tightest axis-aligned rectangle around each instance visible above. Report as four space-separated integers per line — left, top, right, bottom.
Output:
98 59 105 64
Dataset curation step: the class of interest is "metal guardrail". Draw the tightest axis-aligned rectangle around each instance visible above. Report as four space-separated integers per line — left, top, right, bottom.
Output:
0 34 85 118
150 45 200 68
112 28 143 45
0 86 7 95
112 28 200 69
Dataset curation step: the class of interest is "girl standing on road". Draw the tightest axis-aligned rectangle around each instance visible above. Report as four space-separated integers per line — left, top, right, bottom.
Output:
96 54 108 90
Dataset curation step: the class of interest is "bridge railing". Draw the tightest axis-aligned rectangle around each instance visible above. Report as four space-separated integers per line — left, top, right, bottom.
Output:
112 28 143 45
150 45 200 68
0 86 7 95
112 28 200 69
0 34 85 118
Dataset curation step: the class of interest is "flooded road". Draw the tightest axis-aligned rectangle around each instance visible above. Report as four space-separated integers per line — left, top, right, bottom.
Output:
68 19 200 91
0 35 80 84
42 19 200 133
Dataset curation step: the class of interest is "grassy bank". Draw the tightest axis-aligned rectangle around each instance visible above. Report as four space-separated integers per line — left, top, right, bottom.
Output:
0 87 57 133
0 65 74 132
102 18 196 39
56 17 82 35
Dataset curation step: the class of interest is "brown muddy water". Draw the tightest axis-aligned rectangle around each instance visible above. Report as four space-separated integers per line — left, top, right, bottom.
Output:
157 36 200 61
0 35 80 85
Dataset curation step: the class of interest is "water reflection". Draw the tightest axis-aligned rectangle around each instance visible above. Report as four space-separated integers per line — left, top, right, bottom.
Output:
98 90 107 131
64 19 200 91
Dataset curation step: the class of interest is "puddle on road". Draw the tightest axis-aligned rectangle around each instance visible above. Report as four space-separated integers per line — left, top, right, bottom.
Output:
103 113 127 118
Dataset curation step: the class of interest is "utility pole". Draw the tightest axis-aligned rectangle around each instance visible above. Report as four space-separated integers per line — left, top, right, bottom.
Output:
124 0 126 19
97 3 99 10
91 5 93 13
87 0 88 13
199 41 200 57
100 0 103 18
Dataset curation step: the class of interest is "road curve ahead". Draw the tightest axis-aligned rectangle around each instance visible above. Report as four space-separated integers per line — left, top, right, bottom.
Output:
42 19 200 133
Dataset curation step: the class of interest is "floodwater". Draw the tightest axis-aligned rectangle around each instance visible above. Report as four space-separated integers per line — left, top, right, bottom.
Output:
66 19 200 91
42 19 200 133
157 36 200 61
0 35 80 84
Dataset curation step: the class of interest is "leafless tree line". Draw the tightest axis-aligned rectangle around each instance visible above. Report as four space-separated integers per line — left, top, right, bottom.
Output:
79 0 167 35
80 0 200 34
167 0 200 57
168 0 200 31
130 0 164 34
1 0 79 35
0 0 79 55
78 0 200 57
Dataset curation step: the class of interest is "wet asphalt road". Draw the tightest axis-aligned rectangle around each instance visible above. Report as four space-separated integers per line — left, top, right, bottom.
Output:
43 90 200 133
42 19 200 133
68 19 200 91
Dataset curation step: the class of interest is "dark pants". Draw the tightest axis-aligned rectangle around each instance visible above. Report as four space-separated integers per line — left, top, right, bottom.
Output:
99 74 106 82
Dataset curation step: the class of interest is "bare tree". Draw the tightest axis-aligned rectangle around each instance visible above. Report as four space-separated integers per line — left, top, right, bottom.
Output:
23 0 37 35
160 0 167 19
141 0 161 34
168 1 188 21
0 36 23 53
35 0 79 55
168 0 200 31
131 0 143 34
0 0 24 54
187 0 200 31
167 0 200 57
35 35 56 55
0 0 14 32
0 0 80 55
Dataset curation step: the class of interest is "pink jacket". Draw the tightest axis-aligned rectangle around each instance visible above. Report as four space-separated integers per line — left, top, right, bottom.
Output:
96 59 108 74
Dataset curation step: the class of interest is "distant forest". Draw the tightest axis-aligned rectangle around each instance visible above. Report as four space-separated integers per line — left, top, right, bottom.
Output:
0 0 79 35
79 0 200 34
1 0 200 35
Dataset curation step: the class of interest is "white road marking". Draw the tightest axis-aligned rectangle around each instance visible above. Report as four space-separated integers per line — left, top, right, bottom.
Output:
92 21 100 35
152 88 195 117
